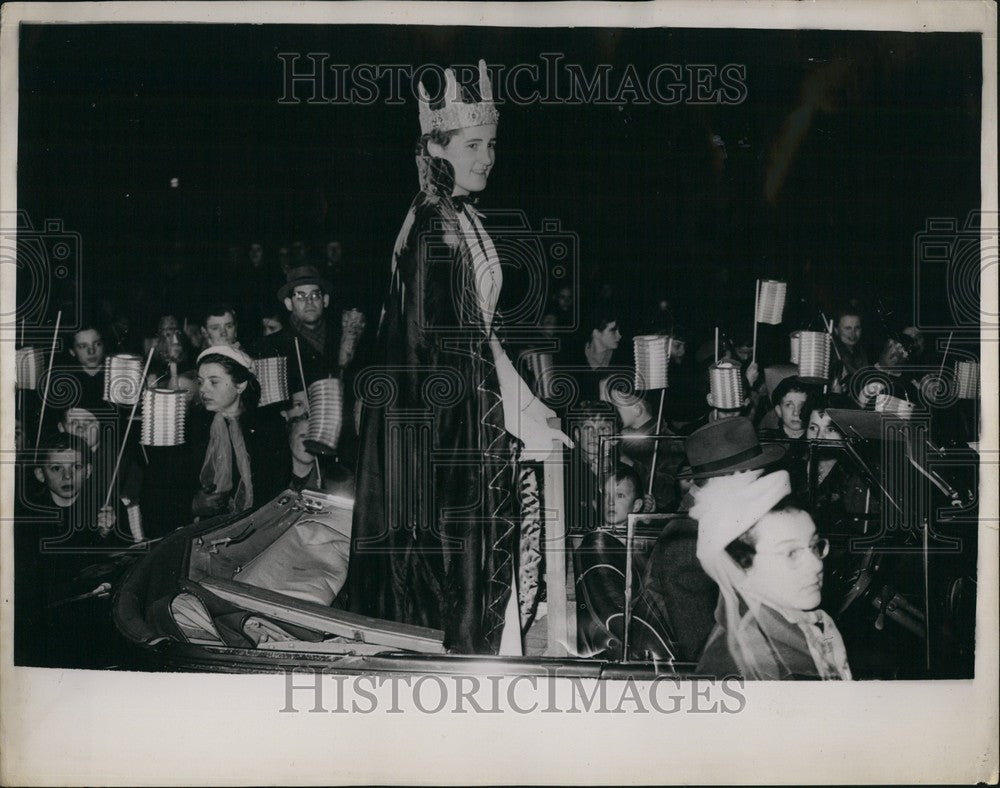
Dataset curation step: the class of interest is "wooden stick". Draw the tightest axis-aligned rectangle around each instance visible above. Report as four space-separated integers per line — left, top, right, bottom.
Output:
35 310 62 448
937 331 953 380
751 280 760 365
647 389 665 499
102 347 155 509
646 335 671 499
822 311 844 364
293 338 322 483
622 512 636 661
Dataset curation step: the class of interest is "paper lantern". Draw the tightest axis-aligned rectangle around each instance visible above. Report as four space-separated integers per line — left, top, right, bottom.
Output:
709 361 745 411
525 351 554 400
15 347 45 390
633 335 672 391
797 331 831 382
253 356 289 407
756 280 787 325
789 331 802 365
141 387 187 446
104 354 145 405
305 377 343 456
955 361 979 400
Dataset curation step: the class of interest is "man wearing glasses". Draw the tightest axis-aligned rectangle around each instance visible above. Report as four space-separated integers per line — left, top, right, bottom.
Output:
256 266 367 462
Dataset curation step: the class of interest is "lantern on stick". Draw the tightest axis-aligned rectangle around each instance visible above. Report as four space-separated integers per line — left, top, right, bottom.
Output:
253 356 290 407
140 388 187 446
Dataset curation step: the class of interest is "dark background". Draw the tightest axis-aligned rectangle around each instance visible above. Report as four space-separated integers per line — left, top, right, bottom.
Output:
18 24 982 344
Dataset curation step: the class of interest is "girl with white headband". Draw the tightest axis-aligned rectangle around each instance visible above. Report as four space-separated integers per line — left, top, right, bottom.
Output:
693 468 852 680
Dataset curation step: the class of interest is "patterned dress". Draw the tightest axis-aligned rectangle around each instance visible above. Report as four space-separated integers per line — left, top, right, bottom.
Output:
348 154 533 654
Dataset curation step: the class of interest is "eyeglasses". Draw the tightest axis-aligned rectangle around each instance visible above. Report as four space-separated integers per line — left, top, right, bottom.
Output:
292 291 323 303
766 538 830 565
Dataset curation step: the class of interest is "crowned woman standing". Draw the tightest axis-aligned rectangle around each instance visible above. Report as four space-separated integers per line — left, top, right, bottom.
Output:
348 61 570 654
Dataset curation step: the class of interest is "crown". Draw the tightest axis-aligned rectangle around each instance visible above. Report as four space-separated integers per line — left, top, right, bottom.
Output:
418 59 499 135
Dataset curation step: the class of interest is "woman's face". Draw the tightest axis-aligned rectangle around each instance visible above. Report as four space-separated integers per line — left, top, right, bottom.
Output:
743 510 825 612
592 322 621 352
198 362 246 416
807 411 843 442
428 124 497 196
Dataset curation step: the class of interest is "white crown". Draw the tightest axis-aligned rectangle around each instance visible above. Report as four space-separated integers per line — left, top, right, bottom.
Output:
418 59 499 135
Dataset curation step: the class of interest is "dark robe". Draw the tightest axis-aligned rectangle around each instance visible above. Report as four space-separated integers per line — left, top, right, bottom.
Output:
347 154 518 654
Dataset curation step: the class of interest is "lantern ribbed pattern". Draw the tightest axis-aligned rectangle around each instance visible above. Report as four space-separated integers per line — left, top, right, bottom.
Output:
633 335 671 391
140 387 187 446
709 361 745 410
756 280 787 325
955 361 978 400
15 347 45 389
797 331 831 382
253 356 289 407
305 377 343 456
104 354 145 405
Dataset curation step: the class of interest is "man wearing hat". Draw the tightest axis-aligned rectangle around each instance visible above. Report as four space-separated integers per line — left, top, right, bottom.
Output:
637 417 787 662
256 265 367 461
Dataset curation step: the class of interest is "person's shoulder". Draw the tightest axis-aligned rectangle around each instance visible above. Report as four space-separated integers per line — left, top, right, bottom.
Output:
695 625 741 679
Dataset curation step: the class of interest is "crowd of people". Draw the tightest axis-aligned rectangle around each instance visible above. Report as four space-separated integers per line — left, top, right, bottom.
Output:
11 59 980 678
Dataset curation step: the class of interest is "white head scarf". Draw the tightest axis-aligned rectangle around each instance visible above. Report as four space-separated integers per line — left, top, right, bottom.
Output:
691 469 851 680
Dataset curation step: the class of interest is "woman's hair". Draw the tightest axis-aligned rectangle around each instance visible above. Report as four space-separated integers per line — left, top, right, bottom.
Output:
198 353 261 412
585 304 620 336
723 494 803 569
416 128 461 156
800 392 850 433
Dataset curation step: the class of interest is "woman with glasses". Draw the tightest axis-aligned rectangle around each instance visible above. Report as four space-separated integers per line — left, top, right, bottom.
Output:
691 468 852 679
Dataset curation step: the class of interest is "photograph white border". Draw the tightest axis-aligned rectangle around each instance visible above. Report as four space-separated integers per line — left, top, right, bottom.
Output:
1 2 996 784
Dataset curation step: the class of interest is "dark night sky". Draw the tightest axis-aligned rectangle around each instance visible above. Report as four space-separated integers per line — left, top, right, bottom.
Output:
17 24 981 341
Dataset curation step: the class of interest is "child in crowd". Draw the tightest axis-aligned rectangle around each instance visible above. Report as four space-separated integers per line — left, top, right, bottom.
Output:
767 376 812 440
14 433 125 667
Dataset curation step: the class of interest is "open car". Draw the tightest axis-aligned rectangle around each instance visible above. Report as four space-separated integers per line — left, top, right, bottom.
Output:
113 414 979 679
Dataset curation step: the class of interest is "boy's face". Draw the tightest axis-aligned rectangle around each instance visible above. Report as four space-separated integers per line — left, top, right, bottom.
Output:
70 329 105 372
775 391 807 437
34 448 91 506
203 311 238 347
605 475 641 527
